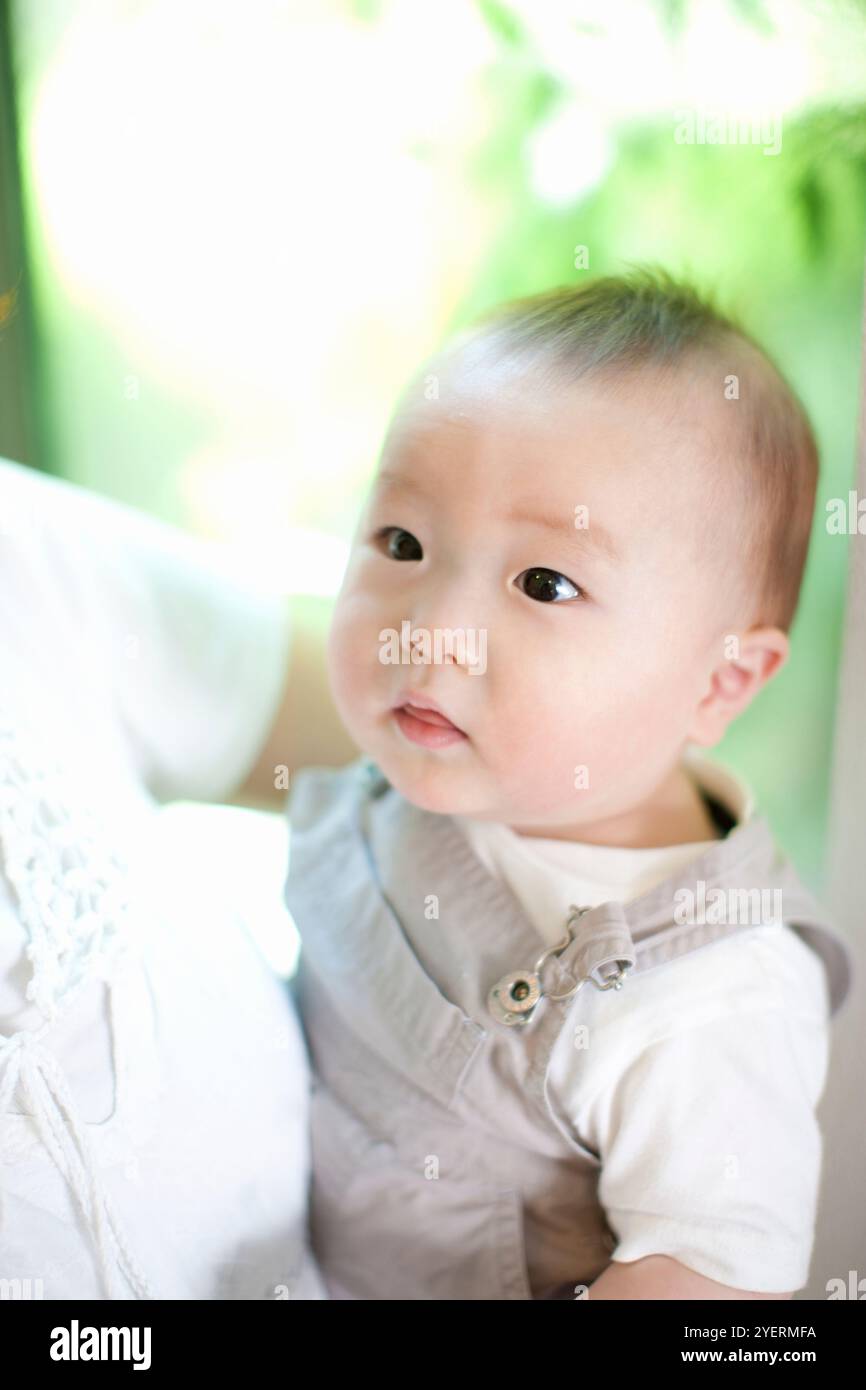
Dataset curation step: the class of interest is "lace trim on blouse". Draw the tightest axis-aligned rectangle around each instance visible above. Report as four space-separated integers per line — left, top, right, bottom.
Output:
0 708 157 1298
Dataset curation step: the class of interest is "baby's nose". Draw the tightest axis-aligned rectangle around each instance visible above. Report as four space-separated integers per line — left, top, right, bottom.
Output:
404 616 488 673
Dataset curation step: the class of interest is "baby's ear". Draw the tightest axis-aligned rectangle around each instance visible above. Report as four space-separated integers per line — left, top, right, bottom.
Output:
688 627 790 747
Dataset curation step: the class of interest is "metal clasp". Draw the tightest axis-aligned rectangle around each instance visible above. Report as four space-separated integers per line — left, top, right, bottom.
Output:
487 904 632 1026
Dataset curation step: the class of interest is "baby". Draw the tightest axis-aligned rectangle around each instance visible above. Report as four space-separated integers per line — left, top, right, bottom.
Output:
284 268 854 1301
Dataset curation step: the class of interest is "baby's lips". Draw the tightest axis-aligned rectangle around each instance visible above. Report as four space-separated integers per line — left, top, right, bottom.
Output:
392 688 467 734
401 703 461 731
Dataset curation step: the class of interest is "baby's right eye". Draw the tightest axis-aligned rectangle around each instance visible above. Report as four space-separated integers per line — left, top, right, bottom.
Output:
375 526 423 561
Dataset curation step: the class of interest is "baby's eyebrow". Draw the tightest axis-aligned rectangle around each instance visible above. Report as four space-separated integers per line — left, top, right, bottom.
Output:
507 504 622 566
375 470 621 566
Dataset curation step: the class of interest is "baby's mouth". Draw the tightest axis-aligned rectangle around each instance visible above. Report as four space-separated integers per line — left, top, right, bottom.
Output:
391 699 468 747
399 702 462 730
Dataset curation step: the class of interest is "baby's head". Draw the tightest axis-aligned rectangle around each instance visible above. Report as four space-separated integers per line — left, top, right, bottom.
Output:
327 268 818 837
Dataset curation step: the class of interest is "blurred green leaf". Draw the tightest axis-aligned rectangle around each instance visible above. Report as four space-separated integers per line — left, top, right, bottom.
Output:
727 0 775 35
796 170 829 258
345 0 383 24
476 0 527 48
656 0 689 39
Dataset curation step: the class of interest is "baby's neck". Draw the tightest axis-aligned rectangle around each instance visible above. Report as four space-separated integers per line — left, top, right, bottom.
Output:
513 762 722 850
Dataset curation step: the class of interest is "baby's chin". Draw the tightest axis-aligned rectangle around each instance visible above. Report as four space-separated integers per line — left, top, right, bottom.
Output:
363 744 545 824
350 709 578 821
374 755 477 816
362 733 491 818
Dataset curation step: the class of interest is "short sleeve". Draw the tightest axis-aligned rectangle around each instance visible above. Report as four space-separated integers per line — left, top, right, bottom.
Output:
578 1004 831 1292
0 457 292 803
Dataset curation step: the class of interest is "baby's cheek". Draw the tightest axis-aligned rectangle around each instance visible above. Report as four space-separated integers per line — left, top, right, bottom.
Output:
326 607 352 691
580 678 691 796
494 664 637 790
327 602 376 716
488 697 585 803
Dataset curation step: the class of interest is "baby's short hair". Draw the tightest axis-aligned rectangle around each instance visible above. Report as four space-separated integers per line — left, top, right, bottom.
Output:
455 267 818 633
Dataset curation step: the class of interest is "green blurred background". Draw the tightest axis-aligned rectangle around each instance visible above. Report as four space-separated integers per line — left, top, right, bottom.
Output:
1 0 865 892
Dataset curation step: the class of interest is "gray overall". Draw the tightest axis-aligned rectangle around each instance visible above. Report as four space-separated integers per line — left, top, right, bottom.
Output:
284 756 854 1301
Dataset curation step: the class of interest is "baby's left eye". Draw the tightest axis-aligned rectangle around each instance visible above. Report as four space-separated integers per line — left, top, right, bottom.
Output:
514 568 584 603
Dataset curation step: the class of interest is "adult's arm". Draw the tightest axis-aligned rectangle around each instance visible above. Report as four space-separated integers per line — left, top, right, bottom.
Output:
0 457 357 808
229 592 359 812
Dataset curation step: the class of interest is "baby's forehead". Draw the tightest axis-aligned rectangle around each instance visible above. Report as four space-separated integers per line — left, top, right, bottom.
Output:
386 350 727 487
380 353 746 569
402 331 733 422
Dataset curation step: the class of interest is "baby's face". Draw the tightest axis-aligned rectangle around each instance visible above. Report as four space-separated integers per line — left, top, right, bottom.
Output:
327 351 741 832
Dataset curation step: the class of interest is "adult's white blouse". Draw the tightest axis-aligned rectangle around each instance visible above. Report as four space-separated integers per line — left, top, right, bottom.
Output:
0 457 323 1300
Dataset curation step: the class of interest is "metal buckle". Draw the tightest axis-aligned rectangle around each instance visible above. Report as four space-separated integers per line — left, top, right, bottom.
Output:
487 904 632 1024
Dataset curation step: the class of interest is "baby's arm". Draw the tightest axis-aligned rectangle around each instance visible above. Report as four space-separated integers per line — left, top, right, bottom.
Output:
587 1255 794 1300
563 931 830 1303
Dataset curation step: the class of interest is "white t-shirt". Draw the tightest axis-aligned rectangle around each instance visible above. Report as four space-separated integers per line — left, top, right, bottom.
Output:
456 753 831 1293
0 456 326 1300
